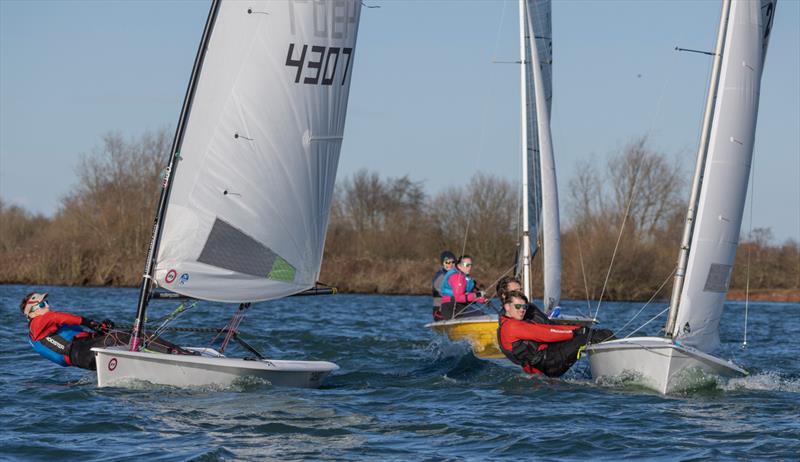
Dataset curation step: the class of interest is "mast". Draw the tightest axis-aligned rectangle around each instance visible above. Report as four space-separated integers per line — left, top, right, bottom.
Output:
129 0 222 351
518 0 533 301
526 1 561 311
665 0 732 337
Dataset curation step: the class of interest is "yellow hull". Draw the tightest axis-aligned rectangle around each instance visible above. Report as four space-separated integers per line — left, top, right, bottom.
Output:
426 314 597 360
427 316 504 359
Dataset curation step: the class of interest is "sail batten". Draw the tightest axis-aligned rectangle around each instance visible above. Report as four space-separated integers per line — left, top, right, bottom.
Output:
152 0 362 303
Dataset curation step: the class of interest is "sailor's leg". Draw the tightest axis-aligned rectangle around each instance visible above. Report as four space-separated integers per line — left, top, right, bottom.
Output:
536 336 587 378
440 301 456 320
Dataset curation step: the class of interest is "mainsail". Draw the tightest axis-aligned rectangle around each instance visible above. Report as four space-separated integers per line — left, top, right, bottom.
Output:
673 0 776 352
152 0 362 303
519 0 561 310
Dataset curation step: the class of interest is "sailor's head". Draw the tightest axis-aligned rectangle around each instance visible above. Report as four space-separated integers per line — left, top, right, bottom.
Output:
20 292 50 320
496 276 522 300
503 290 528 320
457 255 473 275
440 250 456 270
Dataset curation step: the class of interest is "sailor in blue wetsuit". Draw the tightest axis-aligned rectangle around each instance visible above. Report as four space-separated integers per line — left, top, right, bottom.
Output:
21 292 186 371
432 250 456 320
21 292 117 370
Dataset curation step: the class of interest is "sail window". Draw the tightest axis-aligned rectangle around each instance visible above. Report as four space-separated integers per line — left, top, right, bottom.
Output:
703 263 732 293
198 218 296 282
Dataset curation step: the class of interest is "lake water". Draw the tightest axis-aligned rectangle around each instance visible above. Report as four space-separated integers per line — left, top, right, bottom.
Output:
2 284 798 461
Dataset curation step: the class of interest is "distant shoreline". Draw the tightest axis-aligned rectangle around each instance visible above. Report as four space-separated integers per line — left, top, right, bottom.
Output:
2 283 798 303
725 289 800 302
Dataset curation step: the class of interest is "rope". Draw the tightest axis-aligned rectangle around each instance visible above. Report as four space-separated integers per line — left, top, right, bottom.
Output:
592 163 640 321
452 263 516 318
743 149 757 348
624 306 670 339
458 0 510 259
614 267 676 337
573 227 593 318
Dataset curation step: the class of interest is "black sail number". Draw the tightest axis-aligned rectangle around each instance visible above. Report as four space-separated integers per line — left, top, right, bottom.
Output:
286 43 353 86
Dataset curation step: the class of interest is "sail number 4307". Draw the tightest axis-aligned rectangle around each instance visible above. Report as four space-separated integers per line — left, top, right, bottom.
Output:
286 43 353 86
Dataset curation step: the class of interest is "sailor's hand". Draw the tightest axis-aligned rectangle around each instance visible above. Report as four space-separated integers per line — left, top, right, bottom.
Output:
83 318 102 332
476 296 488 304
99 319 115 333
573 326 590 337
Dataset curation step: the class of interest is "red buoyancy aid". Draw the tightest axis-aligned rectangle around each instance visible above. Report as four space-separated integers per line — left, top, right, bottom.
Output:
497 316 580 374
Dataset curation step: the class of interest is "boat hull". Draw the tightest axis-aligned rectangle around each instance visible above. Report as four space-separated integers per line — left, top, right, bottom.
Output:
425 314 597 360
426 315 504 359
586 337 746 394
92 347 338 389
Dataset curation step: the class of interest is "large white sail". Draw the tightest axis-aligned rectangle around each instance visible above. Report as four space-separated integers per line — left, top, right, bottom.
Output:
153 0 362 303
674 0 776 352
520 0 560 310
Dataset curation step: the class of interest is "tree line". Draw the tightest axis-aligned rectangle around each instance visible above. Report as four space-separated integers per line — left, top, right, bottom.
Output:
2 130 798 301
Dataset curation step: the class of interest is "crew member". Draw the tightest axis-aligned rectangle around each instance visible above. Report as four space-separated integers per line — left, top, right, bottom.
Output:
21 292 183 370
497 290 615 377
439 255 487 319
431 250 456 321
495 276 551 324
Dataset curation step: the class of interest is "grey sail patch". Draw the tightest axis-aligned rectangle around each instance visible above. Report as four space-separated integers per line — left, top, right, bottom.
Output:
703 263 732 293
197 218 295 282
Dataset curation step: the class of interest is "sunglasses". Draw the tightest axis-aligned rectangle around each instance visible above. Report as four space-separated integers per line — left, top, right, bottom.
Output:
443 260 455 265
462 263 472 267
28 300 48 314
510 303 527 310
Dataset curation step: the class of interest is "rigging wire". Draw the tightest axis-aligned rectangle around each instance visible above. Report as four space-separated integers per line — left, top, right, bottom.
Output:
573 226 593 318
592 37 683 326
458 0 509 258
742 151 757 348
625 306 670 339
614 267 676 338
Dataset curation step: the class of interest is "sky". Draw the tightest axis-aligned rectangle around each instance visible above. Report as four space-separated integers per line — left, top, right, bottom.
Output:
1 0 798 243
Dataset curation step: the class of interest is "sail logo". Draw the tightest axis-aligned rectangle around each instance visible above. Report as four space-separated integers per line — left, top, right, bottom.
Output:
108 358 117 371
179 273 190 285
165 269 177 284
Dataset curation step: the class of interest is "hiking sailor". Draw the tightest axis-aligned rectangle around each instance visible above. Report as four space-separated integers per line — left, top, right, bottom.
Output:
497 290 615 377
22 292 185 370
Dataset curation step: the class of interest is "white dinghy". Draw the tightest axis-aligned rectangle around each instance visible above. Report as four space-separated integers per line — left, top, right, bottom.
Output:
94 0 362 389
587 0 777 394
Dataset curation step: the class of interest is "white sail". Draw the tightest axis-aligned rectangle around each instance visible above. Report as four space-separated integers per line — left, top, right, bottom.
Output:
520 0 560 310
674 0 776 352
152 0 362 303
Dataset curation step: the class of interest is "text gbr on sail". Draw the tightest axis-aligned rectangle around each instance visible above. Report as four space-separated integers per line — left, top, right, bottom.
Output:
285 0 357 86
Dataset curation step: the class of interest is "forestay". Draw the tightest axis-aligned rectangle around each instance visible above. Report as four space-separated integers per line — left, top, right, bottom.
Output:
153 0 362 303
674 0 776 352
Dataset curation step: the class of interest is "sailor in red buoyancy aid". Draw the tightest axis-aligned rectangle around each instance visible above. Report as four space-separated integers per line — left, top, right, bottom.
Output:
21 292 188 371
497 290 615 377
22 292 117 370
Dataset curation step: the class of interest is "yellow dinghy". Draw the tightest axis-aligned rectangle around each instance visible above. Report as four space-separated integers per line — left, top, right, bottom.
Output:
425 315 504 359
426 313 598 360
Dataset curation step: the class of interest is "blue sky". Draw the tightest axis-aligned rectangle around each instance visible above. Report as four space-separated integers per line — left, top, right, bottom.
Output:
1 0 798 242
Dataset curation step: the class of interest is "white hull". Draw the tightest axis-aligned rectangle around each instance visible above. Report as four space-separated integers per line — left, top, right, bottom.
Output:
92 347 338 389
586 337 746 394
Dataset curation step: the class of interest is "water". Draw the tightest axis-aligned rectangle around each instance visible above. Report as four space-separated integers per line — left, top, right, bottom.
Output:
2 284 798 461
